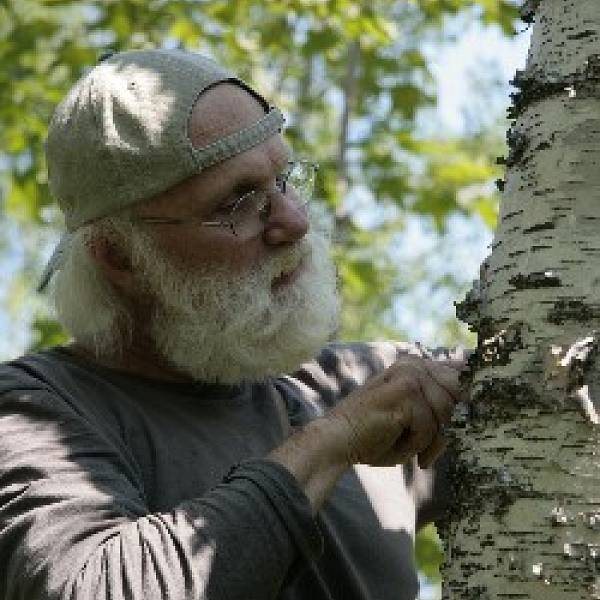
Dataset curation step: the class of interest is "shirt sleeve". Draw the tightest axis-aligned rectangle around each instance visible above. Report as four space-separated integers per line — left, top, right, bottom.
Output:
0 389 322 600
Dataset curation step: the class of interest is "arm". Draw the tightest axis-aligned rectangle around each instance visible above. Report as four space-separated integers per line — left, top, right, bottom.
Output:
0 353 461 600
0 390 322 600
267 418 349 515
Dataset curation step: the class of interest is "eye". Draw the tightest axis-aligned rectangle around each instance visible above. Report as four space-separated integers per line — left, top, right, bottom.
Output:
212 198 240 217
216 202 235 213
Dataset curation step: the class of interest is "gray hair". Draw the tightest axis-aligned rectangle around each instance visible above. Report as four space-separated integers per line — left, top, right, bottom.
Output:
49 210 145 358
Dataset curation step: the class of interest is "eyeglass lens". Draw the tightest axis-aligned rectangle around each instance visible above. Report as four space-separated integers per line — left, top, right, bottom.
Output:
230 162 316 237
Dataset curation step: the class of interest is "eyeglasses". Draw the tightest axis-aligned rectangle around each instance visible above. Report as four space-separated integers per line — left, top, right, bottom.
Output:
133 160 318 238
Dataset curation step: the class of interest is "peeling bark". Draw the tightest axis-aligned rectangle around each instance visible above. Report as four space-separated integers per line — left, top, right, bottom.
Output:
442 1 600 598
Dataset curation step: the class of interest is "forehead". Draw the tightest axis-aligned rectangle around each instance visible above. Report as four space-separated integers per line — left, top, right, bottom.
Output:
188 82 267 147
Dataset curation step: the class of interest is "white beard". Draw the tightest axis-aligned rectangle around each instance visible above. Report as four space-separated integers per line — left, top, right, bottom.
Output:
130 229 339 384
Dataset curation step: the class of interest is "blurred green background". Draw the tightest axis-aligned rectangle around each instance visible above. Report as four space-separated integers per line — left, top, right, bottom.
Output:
0 0 527 597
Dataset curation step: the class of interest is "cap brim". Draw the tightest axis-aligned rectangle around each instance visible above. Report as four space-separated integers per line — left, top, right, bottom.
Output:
37 232 73 293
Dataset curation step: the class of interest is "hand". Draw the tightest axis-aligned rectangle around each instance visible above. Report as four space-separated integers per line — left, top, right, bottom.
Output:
326 356 466 470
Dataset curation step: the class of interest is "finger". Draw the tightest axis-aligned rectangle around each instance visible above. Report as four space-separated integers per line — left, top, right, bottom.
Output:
419 361 463 404
438 358 469 372
415 370 456 430
418 434 448 470
392 395 437 459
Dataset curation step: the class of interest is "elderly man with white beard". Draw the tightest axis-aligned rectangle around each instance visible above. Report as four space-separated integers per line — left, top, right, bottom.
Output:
0 50 466 600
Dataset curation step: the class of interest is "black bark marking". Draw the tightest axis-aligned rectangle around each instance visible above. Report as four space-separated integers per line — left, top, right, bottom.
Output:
521 0 542 25
506 129 530 168
523 221 555 233
509 272 561 290
508 55 600 120
567 30 597 40
547 299 600 325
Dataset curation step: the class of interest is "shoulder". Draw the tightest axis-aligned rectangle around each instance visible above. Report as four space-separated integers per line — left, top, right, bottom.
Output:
0 347 131 432
0 346 103 396
0 350 60 396
273 341 425 415
291 340 454 388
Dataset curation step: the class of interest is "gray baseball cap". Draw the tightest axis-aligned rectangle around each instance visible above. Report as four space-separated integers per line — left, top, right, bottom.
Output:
39 48 285 291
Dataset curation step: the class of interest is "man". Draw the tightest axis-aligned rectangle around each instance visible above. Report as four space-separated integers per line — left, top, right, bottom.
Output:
0 49 465 599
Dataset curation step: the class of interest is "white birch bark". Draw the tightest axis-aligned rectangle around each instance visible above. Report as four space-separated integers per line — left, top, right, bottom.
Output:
442 1 600 598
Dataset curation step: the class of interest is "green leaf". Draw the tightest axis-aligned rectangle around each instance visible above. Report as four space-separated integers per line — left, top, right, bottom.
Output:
471 195 499 228
29 315 68 351
415 524 444 582
305 26 340 52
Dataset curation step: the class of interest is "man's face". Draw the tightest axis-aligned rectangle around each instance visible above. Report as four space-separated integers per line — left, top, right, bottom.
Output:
135 83 309 279
125 83 339 383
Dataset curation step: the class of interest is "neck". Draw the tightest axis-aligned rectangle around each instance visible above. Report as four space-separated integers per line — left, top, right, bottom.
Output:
65 340 195 384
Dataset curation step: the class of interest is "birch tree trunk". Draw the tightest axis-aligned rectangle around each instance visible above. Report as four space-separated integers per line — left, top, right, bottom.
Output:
441 1 600 598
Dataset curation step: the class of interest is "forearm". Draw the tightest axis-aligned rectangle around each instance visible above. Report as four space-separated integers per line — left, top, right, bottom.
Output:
3 459 323 600
267 417 350 514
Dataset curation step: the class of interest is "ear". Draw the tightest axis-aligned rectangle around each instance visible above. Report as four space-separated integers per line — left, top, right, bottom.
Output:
86 235 135 296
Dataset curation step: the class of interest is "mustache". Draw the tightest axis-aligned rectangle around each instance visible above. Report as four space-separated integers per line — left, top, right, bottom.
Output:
266 240 311 279
133 231 319 307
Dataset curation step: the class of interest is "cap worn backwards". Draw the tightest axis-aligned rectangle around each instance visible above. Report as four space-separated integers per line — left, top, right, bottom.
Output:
39 48 285 291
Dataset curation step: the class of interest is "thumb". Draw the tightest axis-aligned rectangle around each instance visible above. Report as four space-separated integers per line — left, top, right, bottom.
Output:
418 434 448 469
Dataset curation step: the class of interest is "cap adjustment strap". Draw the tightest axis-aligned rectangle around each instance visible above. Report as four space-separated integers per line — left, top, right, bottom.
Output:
190 107 285 172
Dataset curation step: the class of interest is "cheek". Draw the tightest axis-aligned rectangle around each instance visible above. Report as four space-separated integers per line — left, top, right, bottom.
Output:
156 230 264 273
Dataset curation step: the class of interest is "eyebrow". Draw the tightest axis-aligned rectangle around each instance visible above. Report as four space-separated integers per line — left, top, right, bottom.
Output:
228 158 291 196
191 153 292 216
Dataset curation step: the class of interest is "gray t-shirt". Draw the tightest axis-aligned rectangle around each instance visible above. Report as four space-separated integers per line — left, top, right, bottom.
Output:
0 342 450 600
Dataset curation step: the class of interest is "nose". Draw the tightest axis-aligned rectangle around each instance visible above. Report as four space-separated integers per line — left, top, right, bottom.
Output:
262 191 309 246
